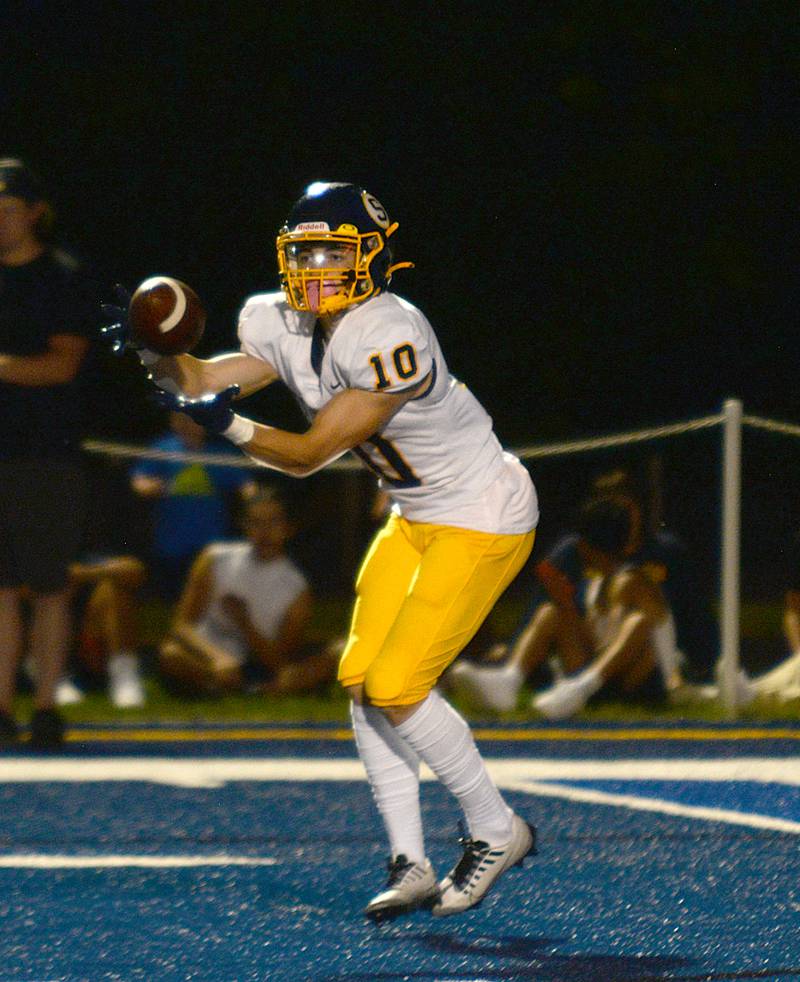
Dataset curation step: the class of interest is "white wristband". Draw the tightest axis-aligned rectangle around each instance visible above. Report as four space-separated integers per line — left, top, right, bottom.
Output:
223 414 255 446
137 349 161 367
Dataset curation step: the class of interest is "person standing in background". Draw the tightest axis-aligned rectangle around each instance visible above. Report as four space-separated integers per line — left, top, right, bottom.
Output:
0 158 98 748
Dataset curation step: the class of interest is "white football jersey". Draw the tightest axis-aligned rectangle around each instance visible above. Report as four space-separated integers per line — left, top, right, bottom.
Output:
195 543 309 663
238 291 538 534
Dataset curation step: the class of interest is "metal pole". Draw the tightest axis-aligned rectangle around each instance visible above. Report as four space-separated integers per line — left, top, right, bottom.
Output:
719 398 742 718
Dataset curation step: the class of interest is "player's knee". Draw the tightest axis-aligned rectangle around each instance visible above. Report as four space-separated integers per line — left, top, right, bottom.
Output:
362 661 407 706
337 637 374 693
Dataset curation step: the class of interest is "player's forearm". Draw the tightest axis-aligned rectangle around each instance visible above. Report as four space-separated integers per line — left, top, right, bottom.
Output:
0 352 79 386
240 422 346 477
147 352 208 396
232 387 399 476
150 351 277 399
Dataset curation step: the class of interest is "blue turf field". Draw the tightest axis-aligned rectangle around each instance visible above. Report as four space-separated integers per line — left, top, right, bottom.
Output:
1 723 799 981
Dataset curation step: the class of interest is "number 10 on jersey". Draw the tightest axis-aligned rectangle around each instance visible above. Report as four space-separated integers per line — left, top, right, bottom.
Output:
369 343 418 390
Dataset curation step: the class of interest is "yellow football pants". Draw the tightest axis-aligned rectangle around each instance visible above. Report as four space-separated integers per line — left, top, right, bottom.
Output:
337 514 535 707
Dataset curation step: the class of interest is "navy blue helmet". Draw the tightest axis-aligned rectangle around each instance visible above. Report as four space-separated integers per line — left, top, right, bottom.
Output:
276 182 411 316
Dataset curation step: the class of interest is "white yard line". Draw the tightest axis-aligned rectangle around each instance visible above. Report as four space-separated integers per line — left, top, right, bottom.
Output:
1 757 798 837
0 854 277 868
0 756 798 787
502 779 800 835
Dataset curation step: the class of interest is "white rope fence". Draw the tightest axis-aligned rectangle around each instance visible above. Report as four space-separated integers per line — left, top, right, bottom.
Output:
742 413 800 440
82 411 727 469
80 400 800 719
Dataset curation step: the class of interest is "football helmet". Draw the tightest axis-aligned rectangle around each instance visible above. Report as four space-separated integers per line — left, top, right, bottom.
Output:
276 182 412 316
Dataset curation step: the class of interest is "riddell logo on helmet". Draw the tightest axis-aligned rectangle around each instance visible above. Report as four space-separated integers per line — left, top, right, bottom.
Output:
295 222 330 232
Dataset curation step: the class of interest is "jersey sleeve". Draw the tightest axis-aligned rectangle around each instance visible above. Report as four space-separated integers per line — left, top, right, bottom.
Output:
333 310 433 393
237 293 285 367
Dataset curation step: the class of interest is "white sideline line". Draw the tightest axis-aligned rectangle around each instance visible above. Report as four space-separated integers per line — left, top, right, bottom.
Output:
0 757 798 787
0 854 277 868
0 758 797 835
504 780 800 835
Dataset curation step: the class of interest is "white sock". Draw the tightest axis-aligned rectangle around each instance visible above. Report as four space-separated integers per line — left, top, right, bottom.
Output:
351 702 425 864
395 689 513 846
109 651 139 671
650 612 683 684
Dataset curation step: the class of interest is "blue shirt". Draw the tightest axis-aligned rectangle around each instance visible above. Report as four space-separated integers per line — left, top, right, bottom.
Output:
131 434 250 560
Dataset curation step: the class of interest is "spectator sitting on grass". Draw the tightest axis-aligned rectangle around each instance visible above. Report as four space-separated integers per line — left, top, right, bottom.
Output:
448 497 684 719
49 555 147 709
158 484 339 696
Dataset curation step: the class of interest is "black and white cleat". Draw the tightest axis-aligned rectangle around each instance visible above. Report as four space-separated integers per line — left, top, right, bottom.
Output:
432 815 537 917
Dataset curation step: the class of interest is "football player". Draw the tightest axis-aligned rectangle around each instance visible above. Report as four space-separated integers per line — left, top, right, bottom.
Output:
103 182 539 918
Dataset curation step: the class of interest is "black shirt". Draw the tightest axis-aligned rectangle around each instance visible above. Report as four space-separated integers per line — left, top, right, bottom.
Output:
0 250 98 459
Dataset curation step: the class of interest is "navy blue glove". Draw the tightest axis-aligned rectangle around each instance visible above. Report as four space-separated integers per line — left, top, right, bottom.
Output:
100 284 137 355
152 384 241 434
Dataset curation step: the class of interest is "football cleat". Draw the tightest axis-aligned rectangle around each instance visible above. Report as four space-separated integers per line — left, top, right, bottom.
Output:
364 855 439 922
432 815 537 917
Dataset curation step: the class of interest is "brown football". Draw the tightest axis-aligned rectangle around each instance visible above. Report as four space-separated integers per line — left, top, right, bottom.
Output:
128 276 206 355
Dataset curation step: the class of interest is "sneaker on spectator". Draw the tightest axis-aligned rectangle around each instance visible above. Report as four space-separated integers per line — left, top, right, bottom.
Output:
752 650 800 699
108 653 145 708
55 676 85 706
532 669 603 721
447 661 523 713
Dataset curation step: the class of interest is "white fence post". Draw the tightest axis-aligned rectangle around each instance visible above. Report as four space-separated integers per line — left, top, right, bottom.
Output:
719 398 743 718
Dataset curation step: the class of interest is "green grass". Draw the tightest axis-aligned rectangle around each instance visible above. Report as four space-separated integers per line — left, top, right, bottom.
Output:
16 595 793 728
14 676 796 729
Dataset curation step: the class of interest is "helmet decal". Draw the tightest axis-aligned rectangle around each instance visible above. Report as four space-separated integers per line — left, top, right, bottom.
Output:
361 192 390 229
295 221 330 232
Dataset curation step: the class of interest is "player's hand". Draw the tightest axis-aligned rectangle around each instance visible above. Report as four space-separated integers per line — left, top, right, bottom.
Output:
100 284 137 355
151 384 241 434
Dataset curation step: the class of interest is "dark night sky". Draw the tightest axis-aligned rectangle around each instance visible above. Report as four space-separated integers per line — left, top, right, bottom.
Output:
2 2 799 445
